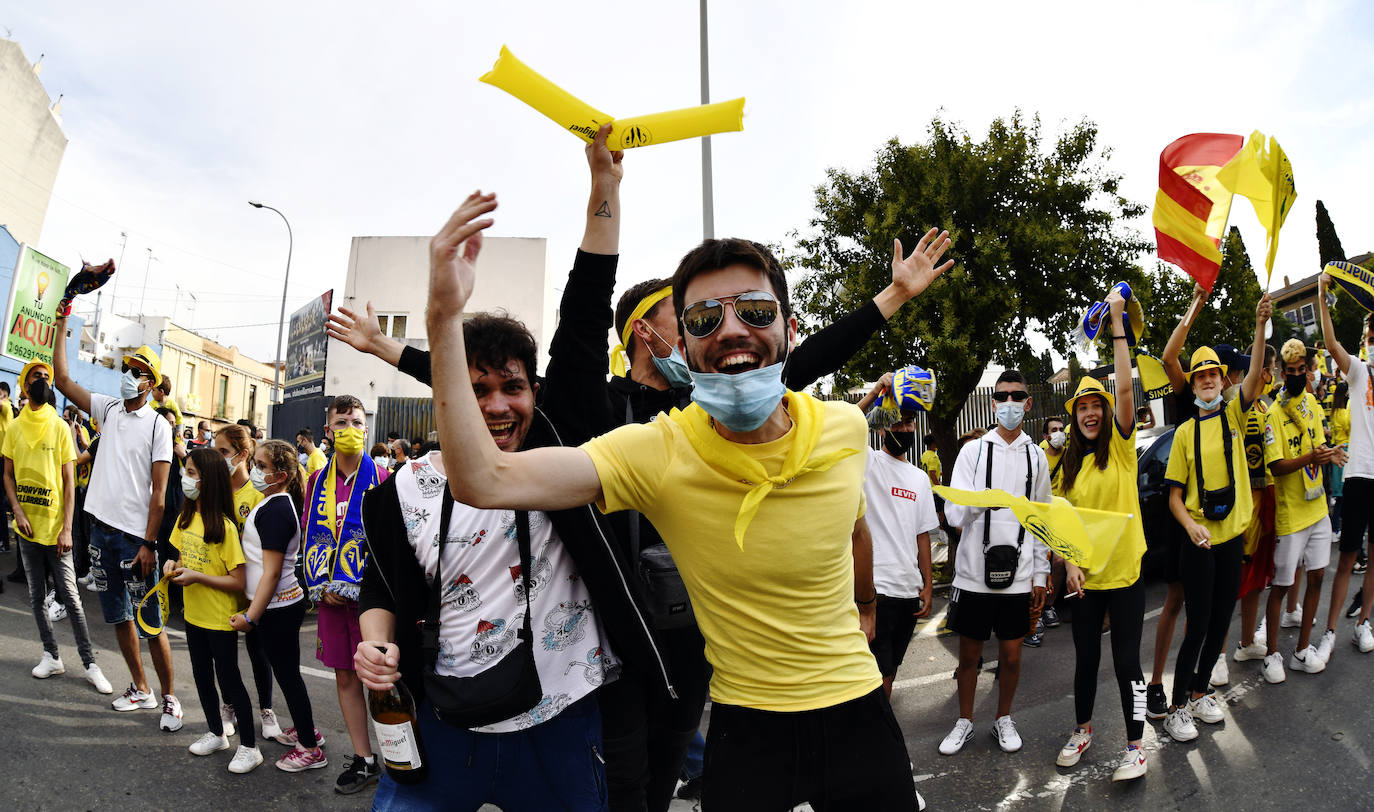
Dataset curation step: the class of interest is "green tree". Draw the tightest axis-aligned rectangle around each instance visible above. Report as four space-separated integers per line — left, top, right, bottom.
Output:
1314 200 1364 349
1315 200 1346 265
787 113 1151 471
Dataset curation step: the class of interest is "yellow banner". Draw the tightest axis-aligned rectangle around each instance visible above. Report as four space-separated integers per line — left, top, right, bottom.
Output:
1217 130 1297 285
136 574 172 636
1137 352 1173 399
934 486 1131 574
1325 261 1374 314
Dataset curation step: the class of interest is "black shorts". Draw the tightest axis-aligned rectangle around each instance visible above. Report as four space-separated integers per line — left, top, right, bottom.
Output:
1340 477 1374 554
946 587 1030 641
1162 513 1185 584
870 595 923 677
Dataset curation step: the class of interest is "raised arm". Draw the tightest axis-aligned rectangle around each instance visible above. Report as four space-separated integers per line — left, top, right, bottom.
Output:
1162 283 1209 394
1106 288 1135 432
428 192 603 511
1317 274 1352 375
52 315 92 414
1240 294 1273 408
855 372 895 414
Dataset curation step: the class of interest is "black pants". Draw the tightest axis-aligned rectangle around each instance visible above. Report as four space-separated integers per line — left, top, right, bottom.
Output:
701 687 916 812
600 624 711 812
244 622 274 711
186 623 255 747
1172 536 1244 707
1070 581 1145 741
251 600 317 747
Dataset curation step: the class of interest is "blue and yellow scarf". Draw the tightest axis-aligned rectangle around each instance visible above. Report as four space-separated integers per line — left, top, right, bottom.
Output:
304 454 382 601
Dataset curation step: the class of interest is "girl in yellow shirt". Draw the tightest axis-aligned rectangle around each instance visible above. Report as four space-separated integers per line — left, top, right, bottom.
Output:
164 448 261 774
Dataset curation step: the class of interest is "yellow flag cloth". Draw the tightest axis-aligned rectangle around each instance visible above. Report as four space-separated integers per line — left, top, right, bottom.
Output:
1216 130 1297 284
609 285 672 378
668 391 860 550
1137 352 1173 399
934 486 1132 574
136 574 173 636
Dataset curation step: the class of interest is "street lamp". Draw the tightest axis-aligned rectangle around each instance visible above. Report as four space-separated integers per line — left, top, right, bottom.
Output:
249 201 293 404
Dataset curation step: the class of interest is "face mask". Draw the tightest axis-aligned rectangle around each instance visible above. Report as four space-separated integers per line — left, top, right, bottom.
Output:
373 455 391 468
297 443 306 454
883 430 916 456
643 326 693 389
202 430 213 442
689 362 787 432
332 426 366 456
1284 373 1306 397
27 379 49 405
995 401 1025 431
249 466 277 493
1194 394 1224 411
224 452 239 472
120 370 143 400
1048 430 1066 449
181 472 200 500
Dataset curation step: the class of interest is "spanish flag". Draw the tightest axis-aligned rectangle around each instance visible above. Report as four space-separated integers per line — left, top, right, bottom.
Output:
1216 130 1297 286
934 486 1132 574
1152 133 1245 292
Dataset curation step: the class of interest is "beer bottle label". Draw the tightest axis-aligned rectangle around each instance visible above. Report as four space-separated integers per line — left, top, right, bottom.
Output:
375 720 422 769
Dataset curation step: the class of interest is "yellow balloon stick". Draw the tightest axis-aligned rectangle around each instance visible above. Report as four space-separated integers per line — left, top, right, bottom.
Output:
479 45 745 150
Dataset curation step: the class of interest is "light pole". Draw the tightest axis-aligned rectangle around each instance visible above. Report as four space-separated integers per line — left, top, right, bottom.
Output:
249 201 293 404
700 0 714 240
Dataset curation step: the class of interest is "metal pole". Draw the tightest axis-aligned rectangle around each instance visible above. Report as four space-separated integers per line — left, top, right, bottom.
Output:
138 248 153 316
250 202 293 404
699 0 714 240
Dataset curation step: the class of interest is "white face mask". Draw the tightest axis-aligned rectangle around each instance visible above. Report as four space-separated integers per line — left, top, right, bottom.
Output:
1048 430 1066 449
181 472 200 500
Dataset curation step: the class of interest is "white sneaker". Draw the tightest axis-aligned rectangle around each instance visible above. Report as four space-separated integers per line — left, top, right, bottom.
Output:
160 695 184 732
31 652 64 679
1111 746 1148 782
84 663 113 694
1210 657 1229 686
1262 651 1286 683
1255 618 1267 645
1280 609 1303 628
112 684 158 711
260 708 283 742
1164 707 1199 742
1235 639 1268 661
44 591 67 623
189 731 231 756
1315 629 1336 664
1187 693 1225 724
993 715 1022 753
221 703 237 738
1354 620 1374 653
228 745 264 774
1290 646 1326 674
916 789 926 812
1056 727 1093 767
938 718 974 755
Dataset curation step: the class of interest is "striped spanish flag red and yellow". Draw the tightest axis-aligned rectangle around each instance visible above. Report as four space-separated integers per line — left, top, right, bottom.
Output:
1152 133 1245 291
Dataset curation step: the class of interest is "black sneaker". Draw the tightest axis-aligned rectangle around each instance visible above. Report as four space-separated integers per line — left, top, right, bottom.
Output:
1146 683 1168 720
1356 557 1368 575
1043 607 1062 628
335 754 380 795
1347 589 1364 619
1023 629 1044 647
677 776 703 801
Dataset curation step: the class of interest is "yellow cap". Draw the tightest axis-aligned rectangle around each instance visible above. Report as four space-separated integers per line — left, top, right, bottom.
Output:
1187 347 1228 381
1064 376 1116 416
18 359 54 389
122 345 163 388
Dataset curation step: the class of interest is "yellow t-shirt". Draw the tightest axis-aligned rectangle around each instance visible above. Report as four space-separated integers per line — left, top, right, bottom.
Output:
1 405 77 545
306 447 328 477
919 449 941 478
1040 440 1065 489
582 395 880 712
232 479 265 532
1164 396 1255 545
1332 407 1351 448
1061 420 1146 590
161 398 183 427
171 513 247 631
1264 391 1328 536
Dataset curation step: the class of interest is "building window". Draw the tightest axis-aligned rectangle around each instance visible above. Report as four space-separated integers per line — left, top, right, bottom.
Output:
377 313 408 339
247 385 257 423
1300 303 1316 326
215 374 229 419
1285 310 1298 324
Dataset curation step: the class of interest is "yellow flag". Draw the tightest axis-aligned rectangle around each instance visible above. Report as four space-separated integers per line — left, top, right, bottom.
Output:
934 486 1132 574
1136 352 1172 399
1216 130 1297 285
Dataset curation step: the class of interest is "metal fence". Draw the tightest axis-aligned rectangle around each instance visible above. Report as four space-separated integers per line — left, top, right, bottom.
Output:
375 396 437 446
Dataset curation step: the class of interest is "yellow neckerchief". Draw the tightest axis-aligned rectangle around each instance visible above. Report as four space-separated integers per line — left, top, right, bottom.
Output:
1279 391 1320 488
13 403 60 451
668 390 859 550
610 285 673 378
322 453 343 541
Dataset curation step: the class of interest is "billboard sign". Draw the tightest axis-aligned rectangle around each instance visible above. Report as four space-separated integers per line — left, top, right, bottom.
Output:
284 289 333 401
4 244 70 365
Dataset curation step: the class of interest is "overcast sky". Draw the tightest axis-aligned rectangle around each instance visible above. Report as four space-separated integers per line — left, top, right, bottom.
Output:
9 0 1373 364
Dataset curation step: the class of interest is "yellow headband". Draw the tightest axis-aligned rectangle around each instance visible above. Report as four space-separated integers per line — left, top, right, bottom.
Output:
610 286 673 378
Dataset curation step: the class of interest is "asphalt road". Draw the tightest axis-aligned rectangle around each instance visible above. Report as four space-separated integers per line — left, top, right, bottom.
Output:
4 542 1374 811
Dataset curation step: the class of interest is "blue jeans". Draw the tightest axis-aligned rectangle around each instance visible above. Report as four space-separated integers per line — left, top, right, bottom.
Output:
371 694 607 812
90 519 161 638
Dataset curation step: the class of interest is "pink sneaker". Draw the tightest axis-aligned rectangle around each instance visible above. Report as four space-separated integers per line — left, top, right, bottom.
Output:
273 726 326 747
276 744 329 773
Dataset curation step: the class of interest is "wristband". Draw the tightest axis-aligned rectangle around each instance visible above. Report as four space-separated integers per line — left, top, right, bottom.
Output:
856 595 877 606
141 538 157 551
241 614 258 629
1112 335 1129 341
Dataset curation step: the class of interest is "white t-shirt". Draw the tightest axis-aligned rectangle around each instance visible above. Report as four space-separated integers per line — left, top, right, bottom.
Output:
242 492 304 608
85 393 174 538
1343 362 1374 482
396 453 617 733
863 448 939 598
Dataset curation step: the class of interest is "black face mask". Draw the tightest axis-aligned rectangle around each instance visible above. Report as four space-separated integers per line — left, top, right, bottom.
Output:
297 444 306 454
1284 373 1307 397
883 430 916 456
28 379 49 406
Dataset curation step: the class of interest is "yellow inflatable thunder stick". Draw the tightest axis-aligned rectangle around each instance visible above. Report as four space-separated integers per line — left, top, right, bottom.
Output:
479 45 745 150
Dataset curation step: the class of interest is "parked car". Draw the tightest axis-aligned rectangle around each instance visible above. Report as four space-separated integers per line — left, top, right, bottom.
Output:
1136 426 1182 580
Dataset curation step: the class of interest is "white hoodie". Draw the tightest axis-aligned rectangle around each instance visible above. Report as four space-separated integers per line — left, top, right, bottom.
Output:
944 430 1052 594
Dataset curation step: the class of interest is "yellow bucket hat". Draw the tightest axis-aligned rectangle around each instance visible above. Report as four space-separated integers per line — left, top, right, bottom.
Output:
1064 376 1116 415
1187 346 1227 381
122 345 163 388
19 358 54 389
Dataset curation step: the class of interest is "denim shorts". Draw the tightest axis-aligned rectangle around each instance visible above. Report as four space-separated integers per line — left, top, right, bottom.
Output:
91 519 162 639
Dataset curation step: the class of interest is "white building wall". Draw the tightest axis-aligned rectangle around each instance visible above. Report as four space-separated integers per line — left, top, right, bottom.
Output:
328 235 552 416
0 39 67 246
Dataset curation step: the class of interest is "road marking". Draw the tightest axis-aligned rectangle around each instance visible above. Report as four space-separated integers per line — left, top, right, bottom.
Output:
893 660 999 692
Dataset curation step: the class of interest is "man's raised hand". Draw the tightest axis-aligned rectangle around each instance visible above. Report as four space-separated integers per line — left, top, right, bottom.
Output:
891 228 954 302
428 191 498 321
327 303 384 354
586 123 624 185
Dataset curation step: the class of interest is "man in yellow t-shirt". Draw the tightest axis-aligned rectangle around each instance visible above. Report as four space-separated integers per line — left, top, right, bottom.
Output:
1262 338 1344 679
297 428 328 477
920 434 942 487
2 359 111 691
389 211 952 809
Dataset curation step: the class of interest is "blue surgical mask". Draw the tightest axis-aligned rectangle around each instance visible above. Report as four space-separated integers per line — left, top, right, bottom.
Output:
642 326 693 389
689 362 787 432
1195 394 1224 411
120 370 142 400
995 401 1025 431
